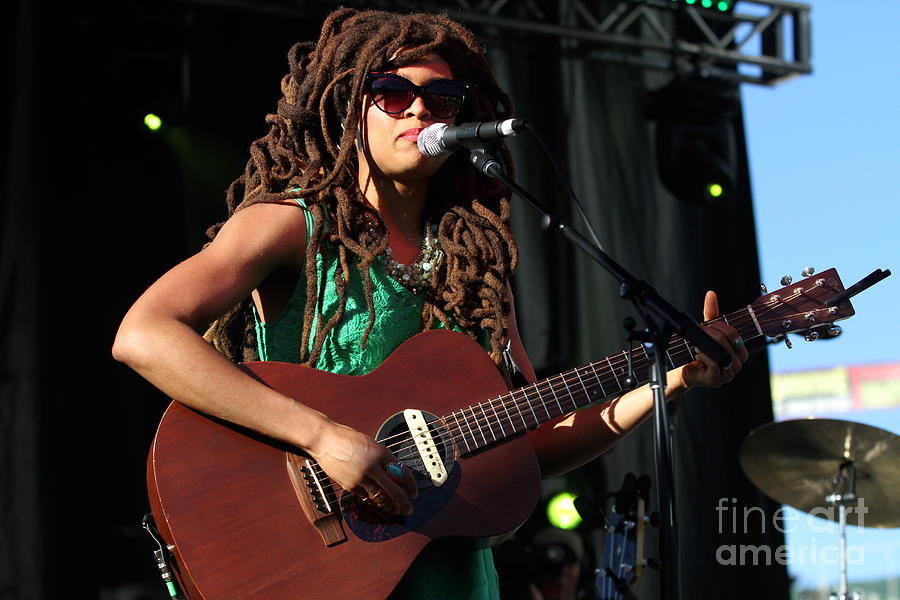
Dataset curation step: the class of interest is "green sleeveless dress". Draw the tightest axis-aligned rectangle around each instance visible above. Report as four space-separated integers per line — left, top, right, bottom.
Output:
252 201 501 599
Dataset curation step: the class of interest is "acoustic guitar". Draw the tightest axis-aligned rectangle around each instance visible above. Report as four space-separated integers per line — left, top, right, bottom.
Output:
147 268 853 599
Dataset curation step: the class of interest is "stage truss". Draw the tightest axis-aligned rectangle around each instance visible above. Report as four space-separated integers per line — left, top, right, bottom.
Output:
177 0 812 85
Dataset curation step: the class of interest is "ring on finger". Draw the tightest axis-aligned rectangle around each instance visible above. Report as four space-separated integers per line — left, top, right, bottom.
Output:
732 337 745 349
385 461 405 478
369 489 387 503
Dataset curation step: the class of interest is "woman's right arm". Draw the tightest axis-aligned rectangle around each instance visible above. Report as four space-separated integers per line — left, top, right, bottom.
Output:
112 202 415 514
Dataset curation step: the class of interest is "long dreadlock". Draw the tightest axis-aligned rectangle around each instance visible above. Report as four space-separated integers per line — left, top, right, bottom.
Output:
205 8 519 368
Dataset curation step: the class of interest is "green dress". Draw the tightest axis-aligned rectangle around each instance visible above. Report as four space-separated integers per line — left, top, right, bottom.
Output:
253 201 501 599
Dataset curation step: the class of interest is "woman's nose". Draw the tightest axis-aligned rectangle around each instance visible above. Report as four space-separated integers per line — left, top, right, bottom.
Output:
404 94 431 120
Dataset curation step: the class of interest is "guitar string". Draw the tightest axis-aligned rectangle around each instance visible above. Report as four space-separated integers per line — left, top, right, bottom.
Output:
434 286 839 454
368 286 824 456
382 284 826 454
302 293 821 491
303 297 818 493
303 326 732 498
302 288 832 499
377 293 795 453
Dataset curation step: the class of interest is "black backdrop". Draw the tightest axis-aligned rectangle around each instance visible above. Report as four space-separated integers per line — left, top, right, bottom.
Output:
3 1 790 598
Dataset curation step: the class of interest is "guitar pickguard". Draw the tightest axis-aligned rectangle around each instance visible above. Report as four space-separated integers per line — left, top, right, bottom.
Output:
341 410 459 542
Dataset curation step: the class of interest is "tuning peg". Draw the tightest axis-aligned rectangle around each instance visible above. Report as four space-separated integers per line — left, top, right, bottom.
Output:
784 337 793 349
760 283 768 295
802 266 816 277
780 275 793 286
805 324 843 340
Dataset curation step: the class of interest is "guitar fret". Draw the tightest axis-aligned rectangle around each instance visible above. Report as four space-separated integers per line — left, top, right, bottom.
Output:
683 338 695 361
606 356 622 390
556 375 577 414
535 381 556 419
492 397 507 438
452 412 471 453
471 405 488 446
480 404 497 442
573 368 590 408
548 377 564 417
589 361 607 398
460 409 477 450
665 346 676 370
526 384 541 426
513 389 529 430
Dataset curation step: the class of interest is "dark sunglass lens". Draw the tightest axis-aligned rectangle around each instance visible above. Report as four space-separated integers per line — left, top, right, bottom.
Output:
371 77 414 114
424 94 463 118
424 82 465 118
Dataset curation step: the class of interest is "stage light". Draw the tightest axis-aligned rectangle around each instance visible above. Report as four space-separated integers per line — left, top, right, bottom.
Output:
546 492 583 530
671 0 735 11
645 78 739 205
144 113 163 131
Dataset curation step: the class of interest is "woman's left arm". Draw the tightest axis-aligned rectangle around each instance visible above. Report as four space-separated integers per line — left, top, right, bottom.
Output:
507 288 749 480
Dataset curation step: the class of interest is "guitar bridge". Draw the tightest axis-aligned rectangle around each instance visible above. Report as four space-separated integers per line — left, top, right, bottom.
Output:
286 453 346 547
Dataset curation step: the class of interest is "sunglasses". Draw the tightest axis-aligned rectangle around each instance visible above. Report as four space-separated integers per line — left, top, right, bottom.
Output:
366 73 472 119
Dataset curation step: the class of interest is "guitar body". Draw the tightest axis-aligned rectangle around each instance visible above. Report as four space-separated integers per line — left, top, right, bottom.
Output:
148 329 541 599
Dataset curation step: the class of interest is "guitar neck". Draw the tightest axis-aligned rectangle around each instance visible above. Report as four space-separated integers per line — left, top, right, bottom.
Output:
443 305 764 455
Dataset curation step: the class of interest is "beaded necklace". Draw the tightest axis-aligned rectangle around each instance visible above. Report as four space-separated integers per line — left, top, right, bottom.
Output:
362 217 444 294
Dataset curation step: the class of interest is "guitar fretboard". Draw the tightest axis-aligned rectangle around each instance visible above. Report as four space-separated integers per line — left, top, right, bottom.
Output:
443 306 762 455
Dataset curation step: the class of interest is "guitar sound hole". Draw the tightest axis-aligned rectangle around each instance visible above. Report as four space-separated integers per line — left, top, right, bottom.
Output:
376 411 455 490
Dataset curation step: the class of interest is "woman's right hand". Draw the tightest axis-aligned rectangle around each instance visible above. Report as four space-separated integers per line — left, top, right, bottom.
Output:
309 421 418 516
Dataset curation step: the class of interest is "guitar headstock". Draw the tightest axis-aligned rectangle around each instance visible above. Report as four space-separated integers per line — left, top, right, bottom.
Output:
751 268 855 341
596 474 653 600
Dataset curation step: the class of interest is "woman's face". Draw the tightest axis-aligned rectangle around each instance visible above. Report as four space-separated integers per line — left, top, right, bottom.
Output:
357 55 459 186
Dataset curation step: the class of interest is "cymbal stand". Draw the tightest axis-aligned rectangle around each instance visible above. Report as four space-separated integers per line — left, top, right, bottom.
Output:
826 461 861 600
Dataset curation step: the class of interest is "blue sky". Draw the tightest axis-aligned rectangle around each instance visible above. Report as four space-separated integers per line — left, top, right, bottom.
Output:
741 0 900 591
743 1 900 374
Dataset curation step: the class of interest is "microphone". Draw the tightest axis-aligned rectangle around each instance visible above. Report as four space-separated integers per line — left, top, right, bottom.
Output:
417 119 527 158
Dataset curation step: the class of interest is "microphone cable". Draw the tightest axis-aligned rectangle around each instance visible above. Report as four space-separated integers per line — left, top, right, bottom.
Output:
521 121 605 252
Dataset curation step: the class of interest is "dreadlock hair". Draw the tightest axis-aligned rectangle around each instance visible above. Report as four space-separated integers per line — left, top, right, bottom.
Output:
204 7 519 368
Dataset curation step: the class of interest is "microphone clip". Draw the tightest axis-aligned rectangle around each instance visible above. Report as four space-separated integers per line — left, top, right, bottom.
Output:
466 142 505 177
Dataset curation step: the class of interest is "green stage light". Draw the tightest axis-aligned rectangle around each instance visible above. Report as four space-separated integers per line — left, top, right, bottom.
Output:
707 183 725 198
546 492 583 530
144 113 163 131
673 0 735 10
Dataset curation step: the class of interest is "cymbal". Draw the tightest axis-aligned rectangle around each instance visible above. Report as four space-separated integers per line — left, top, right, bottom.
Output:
739 418 900 528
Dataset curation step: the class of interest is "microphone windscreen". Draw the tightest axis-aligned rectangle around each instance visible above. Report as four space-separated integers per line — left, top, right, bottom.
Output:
417 123 454 158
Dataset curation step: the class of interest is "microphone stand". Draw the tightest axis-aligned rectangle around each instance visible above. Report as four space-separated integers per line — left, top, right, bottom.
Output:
467 146 734 600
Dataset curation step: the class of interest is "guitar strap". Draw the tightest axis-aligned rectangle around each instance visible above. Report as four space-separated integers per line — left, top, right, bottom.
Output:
501 340 529 390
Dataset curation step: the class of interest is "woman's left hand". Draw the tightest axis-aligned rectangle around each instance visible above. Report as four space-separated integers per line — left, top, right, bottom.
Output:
677 290 750 390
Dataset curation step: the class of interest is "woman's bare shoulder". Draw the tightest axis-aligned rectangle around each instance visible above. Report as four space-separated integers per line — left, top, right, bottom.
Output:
210 201 310 270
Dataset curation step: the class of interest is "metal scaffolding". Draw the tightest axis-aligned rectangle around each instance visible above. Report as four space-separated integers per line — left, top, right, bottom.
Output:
441 0 813 85
178 0 812 86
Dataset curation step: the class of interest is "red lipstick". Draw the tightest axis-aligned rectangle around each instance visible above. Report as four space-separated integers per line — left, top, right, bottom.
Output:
399 128 423 141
